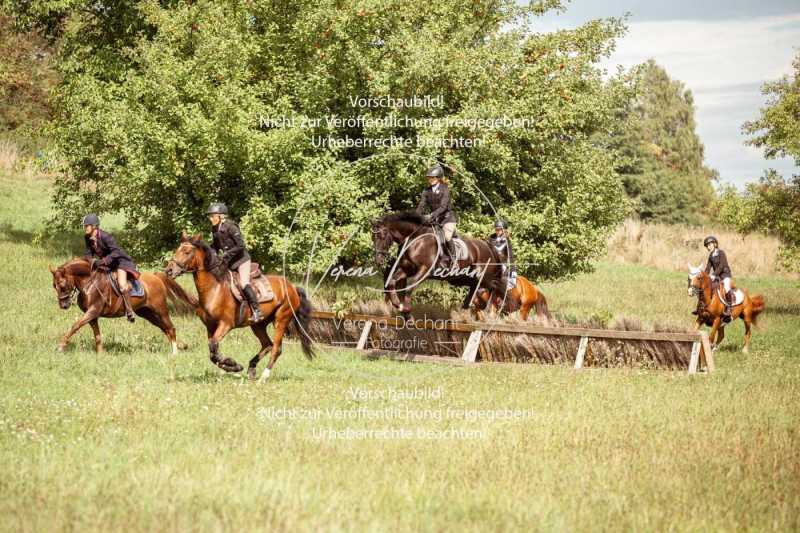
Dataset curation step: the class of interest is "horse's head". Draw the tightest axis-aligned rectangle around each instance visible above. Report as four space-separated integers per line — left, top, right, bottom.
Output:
49 264 78 310
687 263 706 297
165 232 205 278
370 219 393 266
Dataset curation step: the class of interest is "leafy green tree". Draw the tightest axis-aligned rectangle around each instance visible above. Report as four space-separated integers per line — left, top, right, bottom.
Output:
611 60 717 225
6 0 633 280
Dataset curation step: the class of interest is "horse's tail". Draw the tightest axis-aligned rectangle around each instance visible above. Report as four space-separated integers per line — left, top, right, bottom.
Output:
292 286 316 360
750 294 766 325
535 289 551 319
155 272 198 313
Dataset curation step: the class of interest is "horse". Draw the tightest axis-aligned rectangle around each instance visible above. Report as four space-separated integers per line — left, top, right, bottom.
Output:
49 258 197 354
371 212 503 315
164 233 315 381
687 263 765 353
473 274 551 320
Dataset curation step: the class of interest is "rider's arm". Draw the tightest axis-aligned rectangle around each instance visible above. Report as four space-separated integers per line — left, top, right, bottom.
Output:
102 232 127 261
223 222 245 262
83 236 94 259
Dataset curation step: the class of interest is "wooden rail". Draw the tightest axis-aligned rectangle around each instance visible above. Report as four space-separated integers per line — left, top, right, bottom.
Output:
308 311 714 374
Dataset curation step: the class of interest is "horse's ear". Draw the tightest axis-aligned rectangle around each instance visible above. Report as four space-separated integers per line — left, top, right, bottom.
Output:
192 233 202 241
48 265 55 274
180 231 189 242
687 262 693 271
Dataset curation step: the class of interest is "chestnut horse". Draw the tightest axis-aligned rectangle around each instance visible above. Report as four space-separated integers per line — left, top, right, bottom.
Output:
165 234 315 381
687 264 765 353
473 275 551 320
49 258 196 353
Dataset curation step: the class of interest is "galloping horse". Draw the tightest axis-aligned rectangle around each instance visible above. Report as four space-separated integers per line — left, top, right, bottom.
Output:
165 233 315 381
687 263 765 353
49 258 196 353
473 275 551 320
371 212 502 314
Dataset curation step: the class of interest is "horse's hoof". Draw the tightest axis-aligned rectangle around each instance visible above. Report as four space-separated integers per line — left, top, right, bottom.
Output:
259 367 271 383
177 342 188 350
56 344 66 353
742 347 749 354
247 368 257 380
222 358 243 373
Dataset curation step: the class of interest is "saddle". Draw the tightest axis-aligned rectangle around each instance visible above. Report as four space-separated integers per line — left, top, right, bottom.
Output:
229 263 274 302
108 272 145 298
710 277 744 306
432 226 469 262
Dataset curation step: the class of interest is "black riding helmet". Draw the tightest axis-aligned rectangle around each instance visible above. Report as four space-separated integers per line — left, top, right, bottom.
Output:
494 219 508 229
425 164 445 178
82 213 100 226
206 202 229 215
703 235 718 247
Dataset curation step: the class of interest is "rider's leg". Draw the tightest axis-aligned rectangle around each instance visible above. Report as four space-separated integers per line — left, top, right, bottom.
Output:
117 269 135 322
238 260 264 323
723 277 733 320
443 222 457 267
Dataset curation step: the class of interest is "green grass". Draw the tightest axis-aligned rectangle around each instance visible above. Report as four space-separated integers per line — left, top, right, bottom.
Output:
1 169 799 531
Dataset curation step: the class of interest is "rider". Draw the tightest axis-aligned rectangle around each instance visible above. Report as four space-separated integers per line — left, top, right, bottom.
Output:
487 219 518 299
415 163 458 268
703 235 734 322
206 202 265 323
82 213 138 322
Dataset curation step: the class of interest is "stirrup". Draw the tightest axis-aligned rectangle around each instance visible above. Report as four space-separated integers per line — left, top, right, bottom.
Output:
250 305 265 323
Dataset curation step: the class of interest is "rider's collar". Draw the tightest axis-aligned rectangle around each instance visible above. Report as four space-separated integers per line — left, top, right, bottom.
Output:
431 183 440 193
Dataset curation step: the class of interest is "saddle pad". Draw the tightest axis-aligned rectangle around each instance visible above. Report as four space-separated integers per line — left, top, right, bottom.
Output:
452 238 470 261
229 271 275 303
717 287 745 306
109 273 145 298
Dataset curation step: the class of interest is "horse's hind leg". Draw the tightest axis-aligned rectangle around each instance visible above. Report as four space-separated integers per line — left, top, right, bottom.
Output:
260 306 293 382
137 307 178 355
742 310 752 354
248 322 273 381
89 319 103 353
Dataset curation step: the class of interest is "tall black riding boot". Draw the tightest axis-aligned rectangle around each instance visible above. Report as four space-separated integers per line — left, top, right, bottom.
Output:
121 290 136 322
446 240 457 269
242 284 265 323
723 290 734 323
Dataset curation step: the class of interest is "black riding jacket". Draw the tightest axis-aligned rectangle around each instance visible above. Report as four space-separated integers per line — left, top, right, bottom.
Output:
704 249 732 279
84 229 138 274
211 220 251 270
415 183 457 224
487 233 517 274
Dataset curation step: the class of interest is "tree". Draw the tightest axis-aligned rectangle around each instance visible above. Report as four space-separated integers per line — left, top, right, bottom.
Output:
6 0 633 280
611 60 717 225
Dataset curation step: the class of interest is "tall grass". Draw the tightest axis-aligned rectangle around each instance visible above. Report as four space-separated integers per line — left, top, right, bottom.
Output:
606 218 787 276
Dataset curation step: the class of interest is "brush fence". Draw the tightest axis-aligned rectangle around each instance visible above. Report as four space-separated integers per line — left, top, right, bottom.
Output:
307 311 715 374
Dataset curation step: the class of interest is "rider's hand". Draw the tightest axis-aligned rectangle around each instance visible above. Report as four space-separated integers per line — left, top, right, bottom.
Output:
422 214 432 224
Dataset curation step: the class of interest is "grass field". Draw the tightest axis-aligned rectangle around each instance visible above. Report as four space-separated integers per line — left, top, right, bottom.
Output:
1 169 800 531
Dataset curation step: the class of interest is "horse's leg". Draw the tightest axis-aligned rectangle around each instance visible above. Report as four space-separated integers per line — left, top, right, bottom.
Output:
136 307 178 355
742 306 752 353
520 301 531 321
386 268 408 310
248 322 273 381
58 308 101 351
260 306 294 383
89 318 103 353
708 317 722 349
399 266 429 314
209 322 243 373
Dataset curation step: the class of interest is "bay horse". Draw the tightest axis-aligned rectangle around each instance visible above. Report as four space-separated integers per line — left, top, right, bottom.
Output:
49 258 197 353
687 263 765 353
371 212 503 314
473 274 551 320
165 233 315 381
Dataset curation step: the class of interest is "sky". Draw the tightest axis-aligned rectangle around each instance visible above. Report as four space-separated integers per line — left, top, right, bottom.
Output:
535 0 800 188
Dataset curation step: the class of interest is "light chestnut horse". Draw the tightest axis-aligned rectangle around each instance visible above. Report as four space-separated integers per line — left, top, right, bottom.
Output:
49 258 196 353
687 263 765 353
165 233 315 381
473 274 551 320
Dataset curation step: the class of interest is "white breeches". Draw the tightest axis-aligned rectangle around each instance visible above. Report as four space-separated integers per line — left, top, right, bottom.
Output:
442 222 456 241
238 260 251 287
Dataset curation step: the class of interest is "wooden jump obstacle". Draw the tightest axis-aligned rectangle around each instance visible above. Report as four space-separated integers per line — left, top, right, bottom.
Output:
306 311 715 374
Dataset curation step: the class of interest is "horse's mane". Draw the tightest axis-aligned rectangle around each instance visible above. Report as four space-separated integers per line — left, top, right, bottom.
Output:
378 211 427 226
189 238 227 281
60 257 92 277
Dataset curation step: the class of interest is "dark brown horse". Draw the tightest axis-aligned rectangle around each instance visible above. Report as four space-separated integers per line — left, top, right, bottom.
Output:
165 233 315 381
473 274 551 320
688 264 765 353
371 212 502 314
49 258 196 353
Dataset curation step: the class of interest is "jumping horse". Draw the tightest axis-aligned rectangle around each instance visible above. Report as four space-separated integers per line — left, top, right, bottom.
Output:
49 258 196 353
165 233 315 381
473 274 551 320
371 212 503 315
687 263 765 353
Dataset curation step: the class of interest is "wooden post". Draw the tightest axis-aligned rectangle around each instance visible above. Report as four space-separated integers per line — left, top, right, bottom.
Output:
574 336 589 369
356 321 373 350
699 332 715 373
462 330 482 363
688 341 701 374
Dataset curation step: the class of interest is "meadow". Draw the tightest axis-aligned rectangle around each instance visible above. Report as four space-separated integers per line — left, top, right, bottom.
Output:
1 168 799 531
